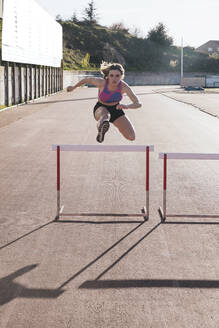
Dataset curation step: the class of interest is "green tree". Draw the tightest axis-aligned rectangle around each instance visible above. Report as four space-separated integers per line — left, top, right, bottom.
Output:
56 14 62 22
83 1 98 24
147 22 173 47
110 22 129 33
70 11 79 23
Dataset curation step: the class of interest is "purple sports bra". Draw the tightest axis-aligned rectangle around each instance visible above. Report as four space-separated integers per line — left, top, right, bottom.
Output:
98 80 123 103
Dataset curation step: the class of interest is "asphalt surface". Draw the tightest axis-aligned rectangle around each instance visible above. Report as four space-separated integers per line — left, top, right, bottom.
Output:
0 86 219 327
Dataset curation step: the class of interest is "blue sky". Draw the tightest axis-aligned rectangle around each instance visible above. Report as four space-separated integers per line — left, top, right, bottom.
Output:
36 0 218 48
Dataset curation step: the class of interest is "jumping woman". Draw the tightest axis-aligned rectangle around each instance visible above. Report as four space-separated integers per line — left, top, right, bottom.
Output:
67 62 142 143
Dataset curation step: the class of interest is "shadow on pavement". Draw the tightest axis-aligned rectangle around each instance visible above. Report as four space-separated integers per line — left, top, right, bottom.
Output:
94 222 161 280
30 92 155 106
1 218 147 293
0 264 64 305
0 218 144 251
79 279 219 289
58 221 145 289
0 220 54 251
80 220 219 289
31 97 97 105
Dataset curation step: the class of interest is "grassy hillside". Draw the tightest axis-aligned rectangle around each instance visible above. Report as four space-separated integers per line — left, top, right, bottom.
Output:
60 20 219 73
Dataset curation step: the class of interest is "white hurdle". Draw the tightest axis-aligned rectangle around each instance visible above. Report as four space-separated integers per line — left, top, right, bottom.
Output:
158 152 219 221
52 144 154 221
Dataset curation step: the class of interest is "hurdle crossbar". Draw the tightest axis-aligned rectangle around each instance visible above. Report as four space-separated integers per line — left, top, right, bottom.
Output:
158 152 219 221
52 144 154 152
52 144 154 221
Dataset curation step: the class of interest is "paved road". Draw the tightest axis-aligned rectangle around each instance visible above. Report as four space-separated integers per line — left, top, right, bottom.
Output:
155 87 219 118
0 86 219 327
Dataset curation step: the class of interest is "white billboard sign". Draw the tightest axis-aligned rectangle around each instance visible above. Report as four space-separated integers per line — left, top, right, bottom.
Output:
0 1 2 18
2 0 63 67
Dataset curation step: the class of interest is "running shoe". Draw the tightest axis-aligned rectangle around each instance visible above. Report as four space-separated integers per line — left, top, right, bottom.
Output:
96 120 110 143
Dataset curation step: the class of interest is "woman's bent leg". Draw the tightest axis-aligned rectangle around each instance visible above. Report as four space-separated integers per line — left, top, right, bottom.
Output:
113 115 136 141
94 106 111 143
94 106 110 123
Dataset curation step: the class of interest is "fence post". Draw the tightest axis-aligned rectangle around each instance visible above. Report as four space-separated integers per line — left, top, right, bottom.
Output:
29 64 32 100
34 65 37 99
48 67 51 94
12 62 16 105
56 67 58 92
52 67 54 94
38 66 40 98
61 60 63 90
45 66 48 95
20 64 22 103
24 64 28 102
42 66 45 96
4 61 9 106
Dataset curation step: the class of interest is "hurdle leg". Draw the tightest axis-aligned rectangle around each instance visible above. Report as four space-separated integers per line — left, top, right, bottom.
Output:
56 145 61 220
159 153 167 221
144 146 150 220
163 153 167 221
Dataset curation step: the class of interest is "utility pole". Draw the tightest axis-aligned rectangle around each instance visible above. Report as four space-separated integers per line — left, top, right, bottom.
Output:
181 37 184 83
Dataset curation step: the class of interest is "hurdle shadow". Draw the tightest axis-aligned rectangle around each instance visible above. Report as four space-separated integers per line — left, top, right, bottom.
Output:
58 221 146 289
93 222 161 281
1 219 150 297
79 279 219 289
30 92 155 106
30 97 97 105
0 214 144 251
0 264 64 305
136 92 159 96
76 223 162 290
78 221 219 290
0 220 54 251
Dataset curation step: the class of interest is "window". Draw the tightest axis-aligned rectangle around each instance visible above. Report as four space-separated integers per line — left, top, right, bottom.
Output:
208 47 213 52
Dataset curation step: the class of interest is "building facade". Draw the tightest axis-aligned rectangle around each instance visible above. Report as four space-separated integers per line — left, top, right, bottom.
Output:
196 40 219 55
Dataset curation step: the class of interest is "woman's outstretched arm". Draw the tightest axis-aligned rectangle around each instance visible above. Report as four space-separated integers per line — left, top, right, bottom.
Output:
67 78 103 92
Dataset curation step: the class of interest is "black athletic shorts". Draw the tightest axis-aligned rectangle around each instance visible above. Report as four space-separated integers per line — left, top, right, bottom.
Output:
93 102 125 123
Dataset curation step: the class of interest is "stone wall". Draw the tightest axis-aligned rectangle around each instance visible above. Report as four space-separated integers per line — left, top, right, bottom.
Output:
125 72 180 85
63 70 219 89
63 70 181 87
63 70 100 88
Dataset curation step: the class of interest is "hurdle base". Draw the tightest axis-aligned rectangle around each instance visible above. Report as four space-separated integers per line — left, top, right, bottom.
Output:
141 206 148 221
56 206 148 220
157 209 219 222
158 207 166 222
55 205 64 221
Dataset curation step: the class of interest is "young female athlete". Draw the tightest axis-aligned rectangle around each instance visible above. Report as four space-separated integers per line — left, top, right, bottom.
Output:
67 62 142 143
